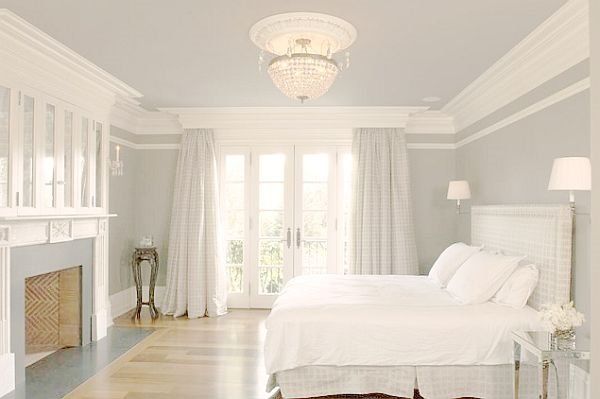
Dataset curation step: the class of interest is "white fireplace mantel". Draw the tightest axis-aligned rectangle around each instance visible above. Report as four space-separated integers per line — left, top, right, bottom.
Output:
0 214 113 397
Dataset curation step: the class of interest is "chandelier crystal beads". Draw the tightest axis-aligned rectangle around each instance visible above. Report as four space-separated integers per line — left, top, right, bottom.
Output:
250 13 357 103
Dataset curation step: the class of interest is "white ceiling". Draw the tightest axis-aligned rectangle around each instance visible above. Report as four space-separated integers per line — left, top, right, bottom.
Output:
0 0 566 109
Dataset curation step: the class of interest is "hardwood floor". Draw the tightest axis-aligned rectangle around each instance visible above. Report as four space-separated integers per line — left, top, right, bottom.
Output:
64 309 271 399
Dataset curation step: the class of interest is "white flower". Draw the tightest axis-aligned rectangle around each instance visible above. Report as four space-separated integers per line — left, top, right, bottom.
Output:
539 301 585 332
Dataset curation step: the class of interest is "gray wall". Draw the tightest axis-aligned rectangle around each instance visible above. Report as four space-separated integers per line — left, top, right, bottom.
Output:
456 91 591 337
11 240 93 385
409 149 457 274
108 137 137 295
133 150 178 286
109 127 178 293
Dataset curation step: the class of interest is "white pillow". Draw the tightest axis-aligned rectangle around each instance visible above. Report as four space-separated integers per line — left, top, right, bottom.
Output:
446 251 525 304
492 264 539 308
428 243 482 287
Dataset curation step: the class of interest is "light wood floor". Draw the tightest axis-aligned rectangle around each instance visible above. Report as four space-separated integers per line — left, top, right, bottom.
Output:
64 309 271 399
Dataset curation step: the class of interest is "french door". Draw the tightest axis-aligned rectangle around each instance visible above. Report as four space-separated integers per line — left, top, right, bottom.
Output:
220 145 351 308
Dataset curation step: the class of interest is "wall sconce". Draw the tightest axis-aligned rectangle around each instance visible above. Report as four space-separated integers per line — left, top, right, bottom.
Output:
447 180 471 214
547 156 591 209
109 144 124 176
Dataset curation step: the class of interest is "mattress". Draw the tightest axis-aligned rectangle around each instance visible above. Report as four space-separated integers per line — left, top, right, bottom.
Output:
265 274 541 375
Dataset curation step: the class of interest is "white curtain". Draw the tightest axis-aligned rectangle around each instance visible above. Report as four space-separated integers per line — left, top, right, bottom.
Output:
350 128 418 275
161 129 228 318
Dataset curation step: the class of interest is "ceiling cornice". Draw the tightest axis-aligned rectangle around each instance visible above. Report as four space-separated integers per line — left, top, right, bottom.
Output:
404 111 455 134
442 0 589 133
0 9 141 112
160 106 434 130
111 97 183 135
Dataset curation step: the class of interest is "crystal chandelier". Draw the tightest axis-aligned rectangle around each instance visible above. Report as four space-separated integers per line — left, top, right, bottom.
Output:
250 13 357 103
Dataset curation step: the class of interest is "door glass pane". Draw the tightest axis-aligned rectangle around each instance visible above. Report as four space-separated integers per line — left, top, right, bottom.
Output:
0 87 9 208
226 240 243 293
43 104 55 208
259 154 285 181
259 211 283 237
224 182 244 210
94 122 103 207
303 211 327 237
258 183 283 209
63 111 73 207
303 183 328 210
259 240 284 294
225 210 244 237
80 117 88 206
303 153 329 181
341 153 352 274
300 153 330 275
302 241 327 275
259 266 283 295
225 155 244 181
22 95 35 207
223 154 246 294
258 153 286 295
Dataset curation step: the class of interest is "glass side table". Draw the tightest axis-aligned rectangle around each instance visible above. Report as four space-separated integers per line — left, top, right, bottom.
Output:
512 330 590 399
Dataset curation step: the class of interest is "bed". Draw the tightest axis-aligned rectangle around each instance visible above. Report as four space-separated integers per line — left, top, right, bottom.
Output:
265 205 573 399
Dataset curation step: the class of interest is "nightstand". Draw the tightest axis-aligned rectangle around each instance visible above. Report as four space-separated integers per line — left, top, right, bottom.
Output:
512 330 590 399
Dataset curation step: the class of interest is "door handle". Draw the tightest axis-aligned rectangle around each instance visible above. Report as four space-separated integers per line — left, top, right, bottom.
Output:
285 227 291 248
296 228 301 248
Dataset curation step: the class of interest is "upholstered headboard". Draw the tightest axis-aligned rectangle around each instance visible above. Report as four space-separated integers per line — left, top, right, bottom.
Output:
471 205 573 310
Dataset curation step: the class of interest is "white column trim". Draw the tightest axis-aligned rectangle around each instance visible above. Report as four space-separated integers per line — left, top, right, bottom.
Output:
0 241 13 398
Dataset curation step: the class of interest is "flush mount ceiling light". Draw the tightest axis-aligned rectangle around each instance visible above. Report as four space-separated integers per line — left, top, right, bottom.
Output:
250 12 357 103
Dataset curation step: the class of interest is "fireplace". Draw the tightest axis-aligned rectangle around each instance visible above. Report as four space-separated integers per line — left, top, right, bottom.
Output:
0 216 110 397
24 266 82 366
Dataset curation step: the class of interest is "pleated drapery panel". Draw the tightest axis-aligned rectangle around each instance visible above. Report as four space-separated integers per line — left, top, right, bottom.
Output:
350 128 419 275
161 129 228 318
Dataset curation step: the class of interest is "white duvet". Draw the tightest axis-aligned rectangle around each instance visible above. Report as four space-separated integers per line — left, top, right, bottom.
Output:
265 274 541 375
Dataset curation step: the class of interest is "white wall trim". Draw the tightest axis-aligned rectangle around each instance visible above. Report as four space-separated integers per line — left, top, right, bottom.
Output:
161 106 430 130
109 136 180 150
109 286 166 320
456 78 590 148
109 286 136 321
0 9 140 113
405 111 456 134
442 0 589 132
111 98 183 136
407 143 456 150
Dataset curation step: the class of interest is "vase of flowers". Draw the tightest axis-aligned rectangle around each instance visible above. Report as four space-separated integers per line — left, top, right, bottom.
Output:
540 302 585 350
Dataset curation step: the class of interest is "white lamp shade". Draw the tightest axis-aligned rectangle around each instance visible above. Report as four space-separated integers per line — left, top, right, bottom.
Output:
547 157 591 191
447 180 471 200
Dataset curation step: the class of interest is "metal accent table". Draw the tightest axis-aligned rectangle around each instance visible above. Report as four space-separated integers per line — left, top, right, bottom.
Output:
132 247 159 319
512 330 590 399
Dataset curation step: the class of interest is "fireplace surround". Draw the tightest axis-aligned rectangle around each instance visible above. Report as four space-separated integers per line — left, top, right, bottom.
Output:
0 215 111 397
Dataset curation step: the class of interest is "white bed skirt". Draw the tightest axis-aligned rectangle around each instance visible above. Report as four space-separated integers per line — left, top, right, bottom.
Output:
270 364 540 399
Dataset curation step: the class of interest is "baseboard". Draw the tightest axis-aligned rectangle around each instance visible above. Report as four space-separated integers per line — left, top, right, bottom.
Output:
109 285 166 321
109 286 137 321
0 353 15 398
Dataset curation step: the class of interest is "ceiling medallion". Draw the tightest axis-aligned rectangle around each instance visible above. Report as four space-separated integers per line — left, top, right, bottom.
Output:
250 12 357 103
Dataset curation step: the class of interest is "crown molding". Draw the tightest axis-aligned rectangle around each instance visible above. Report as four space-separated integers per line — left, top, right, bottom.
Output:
406 143 456 150
0 9 141 112
110 97 183 135
455 78 590 149
160 106 429 130
109 135 180 150
404 111 455 134
442 0 589 132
